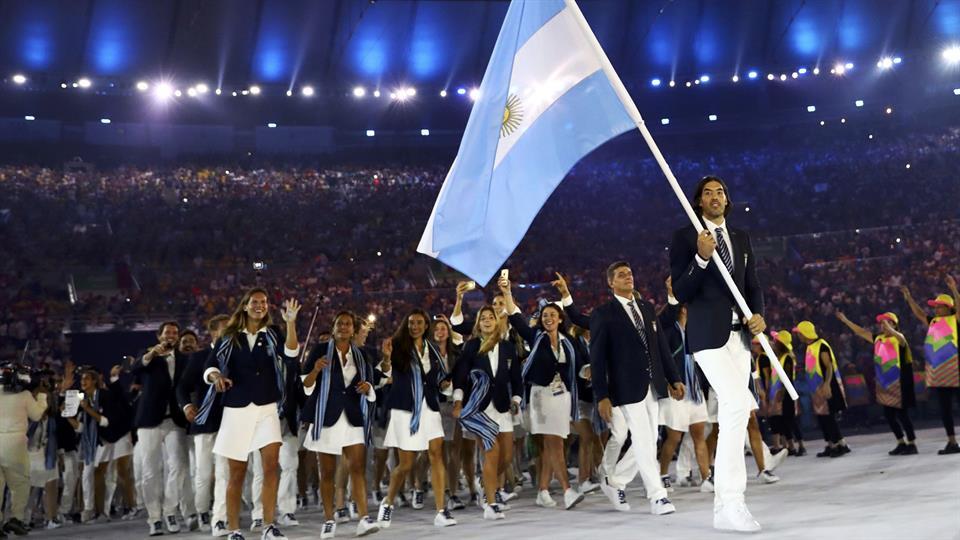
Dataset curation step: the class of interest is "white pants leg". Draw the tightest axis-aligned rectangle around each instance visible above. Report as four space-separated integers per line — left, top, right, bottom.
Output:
181 440 196 517
676 432 695 480
212 453 228 524
619 392 667 502
601 406 636 490
277 433 299 516
250 450 264 521
81 461 96 513
694 331 756 508
193 434 216 514
60 451 80 515
161 422 187 518
104 460 118 513
133 439 145 508
139 419 179 522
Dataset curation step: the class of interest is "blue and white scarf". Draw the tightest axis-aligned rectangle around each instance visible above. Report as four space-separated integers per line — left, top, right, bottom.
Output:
80 391 99 465
459 368 498 451
310 342 374 445
409 341 447 436
196 327 286 425
521 332 579 421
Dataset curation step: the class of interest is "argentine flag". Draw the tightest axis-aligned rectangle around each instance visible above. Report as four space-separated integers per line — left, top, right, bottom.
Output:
418 0 636 284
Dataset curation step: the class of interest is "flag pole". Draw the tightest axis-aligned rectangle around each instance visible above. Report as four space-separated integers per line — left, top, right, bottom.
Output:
564 0 799 400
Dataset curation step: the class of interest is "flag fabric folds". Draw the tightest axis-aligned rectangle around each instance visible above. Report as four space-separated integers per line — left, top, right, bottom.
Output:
417 0 634 284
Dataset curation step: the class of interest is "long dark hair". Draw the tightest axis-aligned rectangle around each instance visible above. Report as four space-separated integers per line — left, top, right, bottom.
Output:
222 288 272 344
536 303 569 336
390 309 431 373
692 175 734 218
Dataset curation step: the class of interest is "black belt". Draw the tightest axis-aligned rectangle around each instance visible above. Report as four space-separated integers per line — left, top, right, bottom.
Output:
731 323 745 332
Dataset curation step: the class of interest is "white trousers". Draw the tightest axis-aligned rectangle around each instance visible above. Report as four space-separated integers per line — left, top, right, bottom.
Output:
178 441 196 517
693 330 756 507
60 450 80 514
0 433 30 522
137 419 188 522
600 388 666 501
194 433 228 522
81 460 96 512
250 431 299 519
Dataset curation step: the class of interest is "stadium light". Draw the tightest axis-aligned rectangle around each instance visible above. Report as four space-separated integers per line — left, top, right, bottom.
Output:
174 89 182 97
699 75 710 83
747 71 758 79
791 72 799 79
779 74 787 81
766 74 775 81
77 77 92 88
806 105 816 113
267 123 277 128
456 87 466 95
12 74 27 85
302 85 315 97
215 88 222 95
373 90 381 98
187 87 197 97
845 62 854 69
285 90 292 97
366 130 375 137
668 80 676 87
24 115 35 121
731 75 739 82
885 107 893 114
877 57 894 70
248 85 261 95
420 129 430 136
944 46 960 64
832 63 845 75
195 83 209 94
405 87 416 97
154 82 174 102
954 88 960 95
798 68 808 75
855 99 864 107
893 57 902 64
812 67 820 75
840 118 846 124
685 81 692 87
708 114 717 122
100 118 111 124
439 89 447 97
469 88 480 101
136 80 149 92
651 78 661 87
660 118 670 125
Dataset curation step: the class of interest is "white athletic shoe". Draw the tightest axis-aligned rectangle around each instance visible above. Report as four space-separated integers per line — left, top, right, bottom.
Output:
536 490 558 508
600 480 630 512
483 503 506 521
714 502 761 532
700 476 715 493
563 488 585 510
186 514 200 532
758 470 780 484
249 518 263 532
579 479 600 494
765 446 788 472
433 509 457 527
320 520 336 540
277 514 299 527
375 504 393 529
651 498 676 516
166 514 182 533
660 474 675 493
212 520 230 537
355 516 379 537
411 490 425 510
498 488 517 502
349 501 360 521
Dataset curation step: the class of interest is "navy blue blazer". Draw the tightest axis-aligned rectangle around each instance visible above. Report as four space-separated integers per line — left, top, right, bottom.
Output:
97 386 133 444
383 342 448 413
130 350 190 429
507 313 582 391
588 296 680 407
453 338 521 414
669 223 764 353
301 342 376 428
176 348 223 434
204 327 299 410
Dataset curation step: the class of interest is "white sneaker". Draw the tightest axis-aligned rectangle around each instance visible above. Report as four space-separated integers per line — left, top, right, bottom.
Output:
277 514 299 527
758 470 780 484
212 520 229 537
81 510 97 524
579 479 600 494
433 509 457 527
563 488 585 510
355 517 379 537
349 501 360 520
765 446 788 472
376 504 393 529
260 524 287 540
249 518 263 532
335 508 350 524
320 520 336 539
494 490 511 511
498 488 517 502
186 514 200 532
714 501 761 532
536 490 557 508
600 481 630 512
46 520 62 530
651 497 676 515
676 474 696 488
700 476 715 493
149 520 164 537
166 514 182 533
660 474 675 493
483 504 506 521
200 512 212 532
411 490 425 510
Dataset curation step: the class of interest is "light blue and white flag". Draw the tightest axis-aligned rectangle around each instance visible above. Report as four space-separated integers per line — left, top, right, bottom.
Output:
418 0 635 284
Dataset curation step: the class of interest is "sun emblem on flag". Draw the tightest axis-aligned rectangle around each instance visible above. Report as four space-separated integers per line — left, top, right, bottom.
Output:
500 93 524 138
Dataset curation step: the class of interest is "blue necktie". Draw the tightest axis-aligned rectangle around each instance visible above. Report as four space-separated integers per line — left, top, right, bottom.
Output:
714 227 734 274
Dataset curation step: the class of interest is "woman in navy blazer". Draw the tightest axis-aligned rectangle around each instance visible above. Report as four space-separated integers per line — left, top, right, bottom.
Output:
451 306 522 520
499 276 586 511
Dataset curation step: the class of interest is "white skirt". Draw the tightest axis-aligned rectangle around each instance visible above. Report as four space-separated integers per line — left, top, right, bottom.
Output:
658 398 709 432
96 433 134 464
214 403 282 461
463 403 514 441
303 413 365 455
529 384 571 438
29 450 57 487
384 401 444 452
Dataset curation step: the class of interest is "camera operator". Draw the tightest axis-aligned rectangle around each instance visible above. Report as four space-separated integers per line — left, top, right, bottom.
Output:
0 363 49 536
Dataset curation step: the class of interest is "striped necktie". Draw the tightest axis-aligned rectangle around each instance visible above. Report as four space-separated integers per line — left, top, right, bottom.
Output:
626 301 649 352
714 227 734 274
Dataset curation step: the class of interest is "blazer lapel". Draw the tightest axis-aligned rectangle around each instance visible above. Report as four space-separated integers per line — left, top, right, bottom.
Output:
610 299 643 348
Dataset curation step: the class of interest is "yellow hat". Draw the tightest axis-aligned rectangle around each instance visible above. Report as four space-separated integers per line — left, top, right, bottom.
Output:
927 294 955 309
792 321 818 340
876 312 899 325
771 330 793 351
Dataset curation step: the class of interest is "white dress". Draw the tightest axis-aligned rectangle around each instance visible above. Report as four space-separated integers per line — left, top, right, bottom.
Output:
529 342 571 438
303 348 374 455
384 343 445 451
